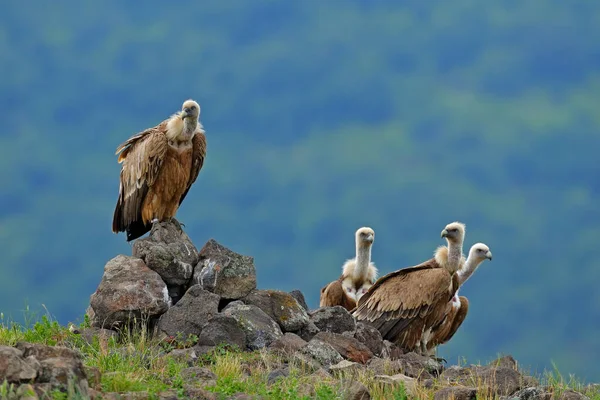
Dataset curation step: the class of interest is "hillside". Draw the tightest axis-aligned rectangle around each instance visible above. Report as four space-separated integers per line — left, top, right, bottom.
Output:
1 0 600 380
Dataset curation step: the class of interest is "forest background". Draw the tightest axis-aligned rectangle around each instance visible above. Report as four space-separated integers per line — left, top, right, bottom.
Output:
1 0 599 381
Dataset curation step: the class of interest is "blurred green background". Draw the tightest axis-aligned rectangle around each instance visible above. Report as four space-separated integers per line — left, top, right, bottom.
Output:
1 0 599 380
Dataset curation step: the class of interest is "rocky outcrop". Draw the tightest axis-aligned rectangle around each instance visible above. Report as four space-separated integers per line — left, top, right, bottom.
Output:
0 343 90 397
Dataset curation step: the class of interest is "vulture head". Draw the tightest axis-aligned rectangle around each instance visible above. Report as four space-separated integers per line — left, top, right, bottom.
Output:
441 221 466 244
356 227 375 248
468 242 493 262
180 99 201 121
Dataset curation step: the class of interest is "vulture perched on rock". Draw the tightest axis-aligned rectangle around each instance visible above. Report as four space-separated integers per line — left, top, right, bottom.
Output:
320 227 378 311
353 222 466 355
427 242 492 354
112 99 207 241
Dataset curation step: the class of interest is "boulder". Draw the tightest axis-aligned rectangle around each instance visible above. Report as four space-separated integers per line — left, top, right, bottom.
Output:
310 306 356 335
312 332 373 364
193 239 256 299
434 386 477 400
354 322 384 356
375 373 417 397
289 290 309 312
180 366 217 387
300 339 343 367
197 314 247 349
157 285 220 339
89 255 170 328
223 303 282 350
329 360 366 375
37 357 89 395
268 332 308 354
367 352 442 380
503 387 552 400
242 289 309 332
132 219 198 287
182 385 218 400
0 346 39 383
267 368 289 385
297 321 320 342
440 364 524 396
79 327 119 346
340 380 371 400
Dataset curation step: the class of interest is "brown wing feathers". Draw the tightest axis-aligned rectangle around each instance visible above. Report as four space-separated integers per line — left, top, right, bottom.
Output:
179 132 207 206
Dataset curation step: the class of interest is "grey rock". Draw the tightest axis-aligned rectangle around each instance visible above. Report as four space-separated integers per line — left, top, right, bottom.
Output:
297 321 320 342
167 348 199 366
559 390 590 400
269 332 307 354
89 255 170 329
37 356 89 396
157 285 220 339
132 219 199 287
301 338 343 367
223 303 283 350
289 290 309 312
180 366 217 386
367 352 441 380
502 387 552 400
197 314 247 349
434 386 477 400
489 355 518 370
375 373 417 397
16 342 83 362
310 306 355 335
242 289 309 332
16 383 38 399
183 385 218 399
440 365 524 396
329 360 366 376
340 380 371 400
267 368 289 385
354 322 384 356
313 332 373 364
0 346 38 383
193 239 256 300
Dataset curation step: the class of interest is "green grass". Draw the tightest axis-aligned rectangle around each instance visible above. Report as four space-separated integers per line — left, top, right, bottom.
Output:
0 311 597 400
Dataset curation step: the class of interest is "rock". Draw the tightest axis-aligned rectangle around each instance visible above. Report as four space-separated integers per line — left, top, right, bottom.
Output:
434 386 477 400
37 356 89 395
167 348 199 366
503 387 552 400
269 332 307 354
89 255 170 328
16 342 83 362
289 290 309 312
132 220 198 287
197 314 247 349
193 239 256 300
354 322 384 356
440 365 524 396
367 352 441 380
85 366 102 389
312 332 373 364
330 360 366 375
223 303 283 350
310 306 356 335
0 346 39 383
16 383 38 399
340 380 371 399
375 373 417 397
157 285 220 339
267 368 289 385
297 321 320 342
183 385 218 399
180 367 217 387
301 338 343 367
79 327 119 346
297 383 316 398
381 340 404 360
158 389 179 400
559 390 590 400
242 289 309 332
489 355 518 370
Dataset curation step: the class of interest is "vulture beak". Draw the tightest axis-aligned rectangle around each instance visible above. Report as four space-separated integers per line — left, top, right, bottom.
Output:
486 251 493 261
365 234 374 244
180 108 191 120
441 229 448 238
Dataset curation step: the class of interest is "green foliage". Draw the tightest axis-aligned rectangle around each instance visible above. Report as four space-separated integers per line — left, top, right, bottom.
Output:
1 0 599 379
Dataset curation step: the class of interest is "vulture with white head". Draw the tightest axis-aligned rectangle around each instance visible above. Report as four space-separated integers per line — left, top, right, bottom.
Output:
353 222 466 355
427 242 492 353
320 227 378 311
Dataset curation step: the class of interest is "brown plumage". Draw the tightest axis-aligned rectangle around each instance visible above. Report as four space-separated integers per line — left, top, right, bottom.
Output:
320 227 378 311
353 222 466 355
112 100 206 241
427 243 492 353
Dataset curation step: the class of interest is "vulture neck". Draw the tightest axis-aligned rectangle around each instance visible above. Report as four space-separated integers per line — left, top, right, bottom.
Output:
183 118 198 136
354 243 372 281
447 239 463 273
458 256 484 286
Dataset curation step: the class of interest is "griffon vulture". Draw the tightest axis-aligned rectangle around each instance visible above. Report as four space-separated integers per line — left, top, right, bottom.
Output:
320 227 378 311
112 99 207 241
353 222 466 355
427 243 492 354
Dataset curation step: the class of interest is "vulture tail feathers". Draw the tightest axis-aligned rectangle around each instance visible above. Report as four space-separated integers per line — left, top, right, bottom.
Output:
125 220 151 242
